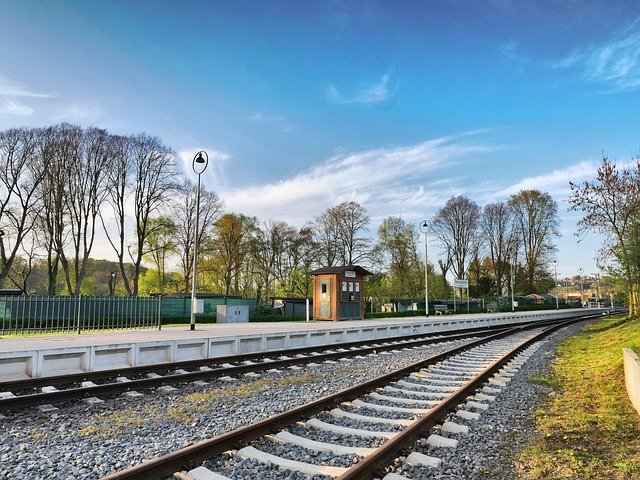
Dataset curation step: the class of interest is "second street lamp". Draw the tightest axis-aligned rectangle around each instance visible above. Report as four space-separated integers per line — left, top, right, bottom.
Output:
579 267 584 307
190 150 209 331
553 260 559 310
419 220 429 317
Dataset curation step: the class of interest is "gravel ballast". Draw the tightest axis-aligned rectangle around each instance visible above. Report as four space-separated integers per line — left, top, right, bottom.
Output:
0 323 587 480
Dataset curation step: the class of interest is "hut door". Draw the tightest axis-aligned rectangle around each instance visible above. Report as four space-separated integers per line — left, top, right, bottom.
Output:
320 280 330 317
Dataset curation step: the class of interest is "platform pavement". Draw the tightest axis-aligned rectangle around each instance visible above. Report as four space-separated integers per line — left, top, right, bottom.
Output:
0 309 589 380
0 316 434 354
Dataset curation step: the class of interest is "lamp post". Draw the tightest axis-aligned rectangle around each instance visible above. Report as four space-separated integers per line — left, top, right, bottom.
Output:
190 151 209 331
553 260 559 309
579 267 584 307
109 271 116 296
419 220 429 317
510 260 515 312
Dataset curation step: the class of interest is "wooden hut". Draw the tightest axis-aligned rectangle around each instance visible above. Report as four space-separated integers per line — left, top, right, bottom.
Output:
310 265 372 321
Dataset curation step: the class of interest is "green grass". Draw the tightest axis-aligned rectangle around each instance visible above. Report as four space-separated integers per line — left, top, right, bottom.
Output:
516 316 640 479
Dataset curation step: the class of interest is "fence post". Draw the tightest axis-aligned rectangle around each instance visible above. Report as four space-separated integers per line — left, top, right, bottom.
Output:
76 293 82 334
157 295 162 330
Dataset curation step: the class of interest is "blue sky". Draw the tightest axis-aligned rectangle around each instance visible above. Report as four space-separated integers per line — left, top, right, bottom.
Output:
2 1 640 277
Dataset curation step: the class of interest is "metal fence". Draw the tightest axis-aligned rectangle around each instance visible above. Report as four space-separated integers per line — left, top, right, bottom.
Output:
0 295 161 335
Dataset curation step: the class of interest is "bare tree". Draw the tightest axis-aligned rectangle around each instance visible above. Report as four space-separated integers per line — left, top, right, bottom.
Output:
0 127 47 286
310 201 371 267
100 134 132 293
36 125 71 294
508 189 559 293
431 196 480 280
480 202 520 296
101 134 179 295
172 180 223 292
58 126 112 294
569 156 640 316
335 201 371 265
280 226 315 298
252 219 294 304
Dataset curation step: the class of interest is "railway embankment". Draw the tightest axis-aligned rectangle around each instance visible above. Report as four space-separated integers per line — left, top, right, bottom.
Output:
516 315 640 479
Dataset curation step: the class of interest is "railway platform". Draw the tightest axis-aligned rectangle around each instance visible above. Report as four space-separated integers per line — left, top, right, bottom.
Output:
0 309 593 381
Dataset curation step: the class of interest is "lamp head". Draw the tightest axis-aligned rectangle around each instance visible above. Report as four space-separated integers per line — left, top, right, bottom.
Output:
192 150 209 174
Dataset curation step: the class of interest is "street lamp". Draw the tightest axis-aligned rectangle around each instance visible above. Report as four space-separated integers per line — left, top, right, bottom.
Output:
553 260 559 310
190 150 209 331
419 220 429 317
109 271 116 296
510 259 515 312
593 272 601 304
579 267 584 306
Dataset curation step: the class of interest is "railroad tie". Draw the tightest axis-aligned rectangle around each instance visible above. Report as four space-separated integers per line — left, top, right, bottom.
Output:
456 409 481 421
235 446 348 477
426 434 458 448
271 430 375 456
329 407 412 427
440 421 470 434
305 417 397 439
183 465 235 479
351 398 430 415
405 451 442 468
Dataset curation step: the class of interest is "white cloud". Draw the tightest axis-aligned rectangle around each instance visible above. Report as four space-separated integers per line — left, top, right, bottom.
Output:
327 73 397 105
219 135 496 226
552 17 640 90
1 99 34 116
490 159 599 199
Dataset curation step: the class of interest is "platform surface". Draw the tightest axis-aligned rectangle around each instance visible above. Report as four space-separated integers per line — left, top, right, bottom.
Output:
0 309 557 354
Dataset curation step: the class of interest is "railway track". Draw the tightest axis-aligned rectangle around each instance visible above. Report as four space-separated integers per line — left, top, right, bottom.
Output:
100 312 602 480
0 326 501 412
0 315 594 413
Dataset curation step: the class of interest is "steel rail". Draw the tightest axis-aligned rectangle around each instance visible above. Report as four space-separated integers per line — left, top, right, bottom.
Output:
98 318 569 480
0 326 510 412
100 312 604 480
0 323 508 392
2 311 596 394
334 317 581 480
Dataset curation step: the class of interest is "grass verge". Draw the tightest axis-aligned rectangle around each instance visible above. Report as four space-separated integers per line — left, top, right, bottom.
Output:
515 315 640 479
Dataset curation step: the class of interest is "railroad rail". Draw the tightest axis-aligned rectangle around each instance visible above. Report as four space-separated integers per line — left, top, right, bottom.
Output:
0 326 500 412
0 313 598 413
100 311 604 480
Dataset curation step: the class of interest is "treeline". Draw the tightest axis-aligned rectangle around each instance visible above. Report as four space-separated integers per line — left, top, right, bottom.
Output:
2 123 564 305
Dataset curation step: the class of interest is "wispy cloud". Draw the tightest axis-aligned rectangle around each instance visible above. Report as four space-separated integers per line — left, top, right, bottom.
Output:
0 73 57 118
249 112 285 123
552 17 640 90
249 111 295 133
219 135 496 225
491 160 599 199
1 99 34 116
0 73 56 98
327 73 397 105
